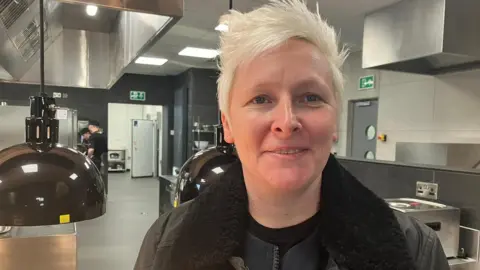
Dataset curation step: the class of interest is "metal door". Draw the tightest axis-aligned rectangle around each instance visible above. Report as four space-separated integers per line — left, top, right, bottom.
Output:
349 99 379 160
131 119 155 178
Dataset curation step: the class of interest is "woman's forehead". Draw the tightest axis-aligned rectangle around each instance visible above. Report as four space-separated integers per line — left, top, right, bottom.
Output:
232 42 333 93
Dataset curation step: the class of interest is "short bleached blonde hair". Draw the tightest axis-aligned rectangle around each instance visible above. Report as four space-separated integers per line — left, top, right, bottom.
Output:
217 0 349 117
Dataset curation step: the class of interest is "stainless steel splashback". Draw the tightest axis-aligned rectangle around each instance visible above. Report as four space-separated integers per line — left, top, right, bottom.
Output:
0 0 183 88
395 142 480 170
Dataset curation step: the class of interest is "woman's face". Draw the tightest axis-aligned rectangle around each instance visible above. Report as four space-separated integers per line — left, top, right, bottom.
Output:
222 39 338 195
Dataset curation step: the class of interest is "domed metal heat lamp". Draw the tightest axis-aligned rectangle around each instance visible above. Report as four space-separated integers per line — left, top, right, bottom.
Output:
0 0 106 226
174 124 238 205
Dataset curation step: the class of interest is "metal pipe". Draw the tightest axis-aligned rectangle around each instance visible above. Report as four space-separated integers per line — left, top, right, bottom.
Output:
39 0 45 95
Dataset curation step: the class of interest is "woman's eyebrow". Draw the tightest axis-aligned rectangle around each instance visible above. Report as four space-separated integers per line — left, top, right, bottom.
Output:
248 82 278 93
291 78 329 92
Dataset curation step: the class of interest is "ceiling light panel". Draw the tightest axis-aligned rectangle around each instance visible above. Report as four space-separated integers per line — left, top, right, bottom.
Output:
135 57 168 66
178 47 220 59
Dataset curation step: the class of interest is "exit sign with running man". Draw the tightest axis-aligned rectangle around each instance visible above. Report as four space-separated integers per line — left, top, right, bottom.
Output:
359 75 375 90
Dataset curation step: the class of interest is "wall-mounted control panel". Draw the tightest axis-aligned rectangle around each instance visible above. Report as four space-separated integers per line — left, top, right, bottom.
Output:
416 181 438 200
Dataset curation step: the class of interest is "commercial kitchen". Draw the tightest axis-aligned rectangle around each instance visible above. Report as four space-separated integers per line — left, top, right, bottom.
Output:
1 0 480 269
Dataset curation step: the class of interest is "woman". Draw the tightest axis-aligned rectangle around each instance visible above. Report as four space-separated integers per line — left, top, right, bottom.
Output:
135 1 449 269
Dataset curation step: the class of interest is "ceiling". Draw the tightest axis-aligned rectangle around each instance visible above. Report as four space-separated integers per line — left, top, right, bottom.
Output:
122 0 403 76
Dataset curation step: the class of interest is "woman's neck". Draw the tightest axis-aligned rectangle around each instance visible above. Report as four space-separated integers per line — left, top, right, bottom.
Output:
246 178 321 229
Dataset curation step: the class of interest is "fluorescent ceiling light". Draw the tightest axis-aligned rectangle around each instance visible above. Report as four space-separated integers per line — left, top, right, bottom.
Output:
212 167 224 174
22 164 38 173
215 23 229 32
178 47 220 59
86 5 98 16
135 57 168 66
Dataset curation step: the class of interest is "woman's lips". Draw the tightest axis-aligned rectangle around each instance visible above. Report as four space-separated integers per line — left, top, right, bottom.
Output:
270 148 306 154
265 148 309 159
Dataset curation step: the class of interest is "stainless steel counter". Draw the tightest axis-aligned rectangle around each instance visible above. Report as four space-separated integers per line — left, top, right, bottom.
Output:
0 224 77 270
160 175 177 184
159 175 177 215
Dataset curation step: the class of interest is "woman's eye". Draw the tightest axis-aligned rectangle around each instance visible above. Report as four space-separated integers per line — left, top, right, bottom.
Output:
302 94 323 103
252 96 271 104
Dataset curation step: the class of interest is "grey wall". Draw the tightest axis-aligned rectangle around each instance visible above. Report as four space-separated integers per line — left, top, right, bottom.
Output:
187 68 219 158
338 157 480 230
172 68 220 168
173 71 190 170
162 105 174 175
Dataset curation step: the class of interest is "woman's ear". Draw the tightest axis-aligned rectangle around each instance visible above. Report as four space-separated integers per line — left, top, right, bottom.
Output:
332 133 338 143
221 112 234 144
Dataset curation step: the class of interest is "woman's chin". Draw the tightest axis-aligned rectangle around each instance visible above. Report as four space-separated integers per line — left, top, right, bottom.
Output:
262 168 315 192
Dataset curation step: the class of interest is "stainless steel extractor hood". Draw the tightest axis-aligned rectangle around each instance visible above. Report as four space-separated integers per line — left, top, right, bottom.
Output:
362 0 480 75
0 0 182 88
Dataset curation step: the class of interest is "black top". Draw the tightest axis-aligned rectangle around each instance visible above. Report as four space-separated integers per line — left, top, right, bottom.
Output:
248 211 327 259
88 132 108 160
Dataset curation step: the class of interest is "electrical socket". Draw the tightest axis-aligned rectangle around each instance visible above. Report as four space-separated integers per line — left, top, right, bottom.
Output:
416 181 438 200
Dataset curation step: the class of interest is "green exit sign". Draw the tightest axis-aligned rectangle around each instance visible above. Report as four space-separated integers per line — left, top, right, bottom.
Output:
359 75 375 90
130 91 146 101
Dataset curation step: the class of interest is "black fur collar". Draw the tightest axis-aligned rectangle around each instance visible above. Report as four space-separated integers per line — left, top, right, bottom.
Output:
167 155 416 270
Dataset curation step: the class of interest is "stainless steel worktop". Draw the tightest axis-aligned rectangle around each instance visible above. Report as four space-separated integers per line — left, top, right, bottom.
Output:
160 175 177 184
0 224 77 270
159 175 177 215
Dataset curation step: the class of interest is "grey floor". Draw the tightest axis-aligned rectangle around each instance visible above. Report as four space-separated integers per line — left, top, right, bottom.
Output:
76 172 159 270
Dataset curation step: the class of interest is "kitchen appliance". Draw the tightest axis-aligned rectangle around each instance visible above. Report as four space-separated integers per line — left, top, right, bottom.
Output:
386 198 460 258
108 149 126 172
0 226 11 234
175 124 238 205
56 107 78 148
194 140 209 150
131 119 156 178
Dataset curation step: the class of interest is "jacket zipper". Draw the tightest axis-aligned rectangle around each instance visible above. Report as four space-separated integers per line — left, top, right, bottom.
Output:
272 245 280 270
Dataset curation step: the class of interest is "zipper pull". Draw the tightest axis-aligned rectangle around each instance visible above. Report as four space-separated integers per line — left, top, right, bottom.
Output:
229 257 249 270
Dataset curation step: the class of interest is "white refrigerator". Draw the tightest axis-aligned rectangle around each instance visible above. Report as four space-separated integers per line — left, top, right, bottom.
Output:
131 119 156 178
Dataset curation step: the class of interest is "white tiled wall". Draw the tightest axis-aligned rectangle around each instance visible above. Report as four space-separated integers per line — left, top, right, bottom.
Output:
336 51 480 161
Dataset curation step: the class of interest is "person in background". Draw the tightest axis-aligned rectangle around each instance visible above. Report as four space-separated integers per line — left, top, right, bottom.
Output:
78 128 91 155
134 1 449 269
87 120 108 170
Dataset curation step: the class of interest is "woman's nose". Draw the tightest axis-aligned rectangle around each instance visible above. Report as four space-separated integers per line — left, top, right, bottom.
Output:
271 101 302 138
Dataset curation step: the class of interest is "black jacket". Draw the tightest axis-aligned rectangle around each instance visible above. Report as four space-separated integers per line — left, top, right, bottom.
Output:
134 155 450 270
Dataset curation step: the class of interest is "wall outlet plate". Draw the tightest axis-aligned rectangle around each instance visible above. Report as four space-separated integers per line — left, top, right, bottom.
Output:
416 181 438 200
